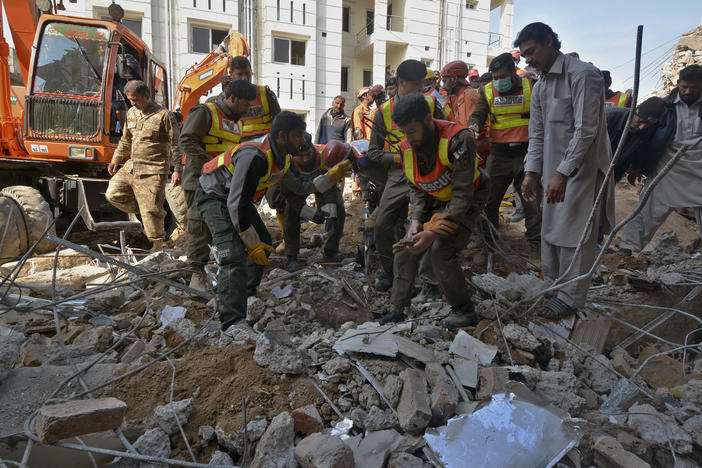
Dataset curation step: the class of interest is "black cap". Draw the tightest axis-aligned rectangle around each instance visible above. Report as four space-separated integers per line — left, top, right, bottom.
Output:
636 97 666 122
226 79 258 100
479 72 492 83
397 60 427 82
489 53 516 72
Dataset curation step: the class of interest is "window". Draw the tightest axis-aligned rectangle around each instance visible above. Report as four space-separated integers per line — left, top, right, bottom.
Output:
341 66 348 92
277 0 280 20
342 7 349 32
366 10 374 35
190 25 228 53
290 1 294 22
273 37 306 65
149 61 168 107
386 4 392 30
363 69 371 87
303 4 306 24
466 1 476 9
101 16 142 38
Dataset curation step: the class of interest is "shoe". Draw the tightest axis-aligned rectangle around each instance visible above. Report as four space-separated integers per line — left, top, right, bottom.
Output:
510 208 525 222
189 270 209 292
441 301 479 330
373 306 406 325
617 248 632 257
412 282 441 303
374 271 393 292
323 250 345 263
528 242 541 269
285 256 303 272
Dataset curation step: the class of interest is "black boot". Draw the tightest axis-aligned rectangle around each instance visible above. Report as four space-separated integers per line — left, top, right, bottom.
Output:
373 305 406 325
441 301 479 330
374 270 393 292
285 256 303 272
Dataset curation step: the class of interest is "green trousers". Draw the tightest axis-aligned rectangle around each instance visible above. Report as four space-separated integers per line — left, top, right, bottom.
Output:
196 188 271 329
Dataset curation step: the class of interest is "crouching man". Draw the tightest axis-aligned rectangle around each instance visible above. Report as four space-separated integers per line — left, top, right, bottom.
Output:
196 112 306 329
376 93 488 329
276 134 351 271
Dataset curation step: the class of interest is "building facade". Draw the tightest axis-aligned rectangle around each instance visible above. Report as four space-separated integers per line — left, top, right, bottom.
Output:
58 0 514 129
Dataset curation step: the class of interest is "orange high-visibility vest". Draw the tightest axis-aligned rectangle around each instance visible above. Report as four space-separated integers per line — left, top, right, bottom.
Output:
381 95 437 153
399 119 481 202
202 135 291 202
240 85 273 138
484 77 532 143
606 91 630 108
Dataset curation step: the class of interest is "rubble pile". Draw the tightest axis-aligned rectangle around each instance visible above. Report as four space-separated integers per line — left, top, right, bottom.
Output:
2 223 702 467
660 26 702 95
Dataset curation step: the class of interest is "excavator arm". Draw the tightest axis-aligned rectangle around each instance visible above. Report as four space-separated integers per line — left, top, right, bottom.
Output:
2 0 41 83
173 30 249 118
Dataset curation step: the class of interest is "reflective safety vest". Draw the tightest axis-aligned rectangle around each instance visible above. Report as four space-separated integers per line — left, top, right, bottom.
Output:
381 95 437 153
484 77 532 143
606 91 630 108
201 135 291 202
181 102 241 164
240 85 273 138
399 119 481 202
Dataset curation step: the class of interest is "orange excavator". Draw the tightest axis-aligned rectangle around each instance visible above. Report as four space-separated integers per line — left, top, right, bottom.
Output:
173 30 249 118
0 0 171 259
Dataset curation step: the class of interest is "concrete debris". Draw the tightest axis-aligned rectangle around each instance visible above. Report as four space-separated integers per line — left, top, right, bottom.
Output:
120 340 146 363
250 411 296 468
35 397 127 443
502 323 541 352
253 331 308 374
681 379 702 408
627 403 692 454
397 368 432 435
363 405 397 431
291 404 323 435
593 435 651 468
208 450 235 466
682 414 702 446
638 346 685 389
650 232 688 265
534 370 586 414
449 358 478 388
153 398 193 435
0 327 25 381
72 325 113 353
424 362 459 426
581 354 619 394
382 374 403 408
344 429 403 468
108 427 171 467
387 452 425 468
15 264 112 296
294 433 354 468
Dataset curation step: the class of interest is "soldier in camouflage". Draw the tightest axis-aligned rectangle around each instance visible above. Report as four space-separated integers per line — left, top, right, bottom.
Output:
106 80 182 250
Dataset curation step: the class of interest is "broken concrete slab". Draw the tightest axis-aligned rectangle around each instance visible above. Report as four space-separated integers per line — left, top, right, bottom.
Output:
397 369 431 435
627 403 692 454
72 325 113 353
208 450 235 466
425 363 458 426
250 411 295 468
0 327 24 382
294 433 354 468
570 316 613 354
394 335 437 363
343 429 403 468
387 452 424 468
682 414 702 446
649 231 688 265
449 358 478 388
502 324 540 352
15 265 112 296
582 354 619 394
120 341 146 364
291 404 323 435
637 347 685 390
593 435 651 468
448 330 497 366
253 331 308 375
153 398 193 435
363 405 397 431
332 322 412 358
476 367 509 400
681 379 702 408
383 374 403 408
534 370 585 414
35 397 127 444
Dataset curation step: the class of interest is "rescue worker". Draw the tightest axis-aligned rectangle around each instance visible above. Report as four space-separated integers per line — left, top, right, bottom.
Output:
275 134 350 271
227 56 282 140
468 68 480 89
369 85 386 111
368 59 445 294
106 80 182 251
196 112 306 329
377 93 486 328
602 70 632 108
517 22 614 319
179 80 259 290
352 87 373 140
441 60 479 127
425 69 448 111
386 77 398 100
315 95 352 144
468 52 542 264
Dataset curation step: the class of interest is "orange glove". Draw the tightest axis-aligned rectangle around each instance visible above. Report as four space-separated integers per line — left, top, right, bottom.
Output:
423 212 459 235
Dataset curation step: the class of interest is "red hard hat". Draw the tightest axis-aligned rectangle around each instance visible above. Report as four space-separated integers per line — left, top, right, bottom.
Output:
441 60 469 78
357 87 370 99
468 68 479 78
321 140 351 168
369 84 385 96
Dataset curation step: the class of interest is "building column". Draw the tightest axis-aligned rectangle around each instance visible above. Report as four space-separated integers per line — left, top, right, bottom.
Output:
499 0 514 49
373 0 388 85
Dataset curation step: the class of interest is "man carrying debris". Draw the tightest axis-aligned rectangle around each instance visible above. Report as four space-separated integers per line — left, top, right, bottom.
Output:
368 59 446 295
179 80 259 291
468 52 542 265
106 80 182 252
517 22 614 319
619 65 702 255
441 60 479 127
377 93 486 328
271 134 350 271
196 112 311 329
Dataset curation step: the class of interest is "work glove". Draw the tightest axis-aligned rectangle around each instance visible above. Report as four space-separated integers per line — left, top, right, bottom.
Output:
300 204 326 224
313 160 352 193
423 212 459 235
239 226 273 265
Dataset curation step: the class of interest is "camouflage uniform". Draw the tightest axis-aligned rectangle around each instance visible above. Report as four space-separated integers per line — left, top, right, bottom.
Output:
106 103 181 242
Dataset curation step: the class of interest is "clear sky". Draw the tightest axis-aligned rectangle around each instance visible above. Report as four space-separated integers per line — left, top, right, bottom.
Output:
503 0 702 97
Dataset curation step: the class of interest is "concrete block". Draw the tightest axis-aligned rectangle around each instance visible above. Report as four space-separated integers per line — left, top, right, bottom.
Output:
291 404 323 435
424 363 458 426
594 435 651 468
250 411 295 468
397 369 431 435
294 433 354 468
35 397 127 443
120 341 146 363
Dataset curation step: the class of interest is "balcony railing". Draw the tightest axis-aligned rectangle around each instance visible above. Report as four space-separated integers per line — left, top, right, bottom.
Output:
488 32 509 49
356 16 409 46
355 20 374 45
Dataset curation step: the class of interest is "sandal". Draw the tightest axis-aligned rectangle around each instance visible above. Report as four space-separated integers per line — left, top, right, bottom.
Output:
539 297 576 320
